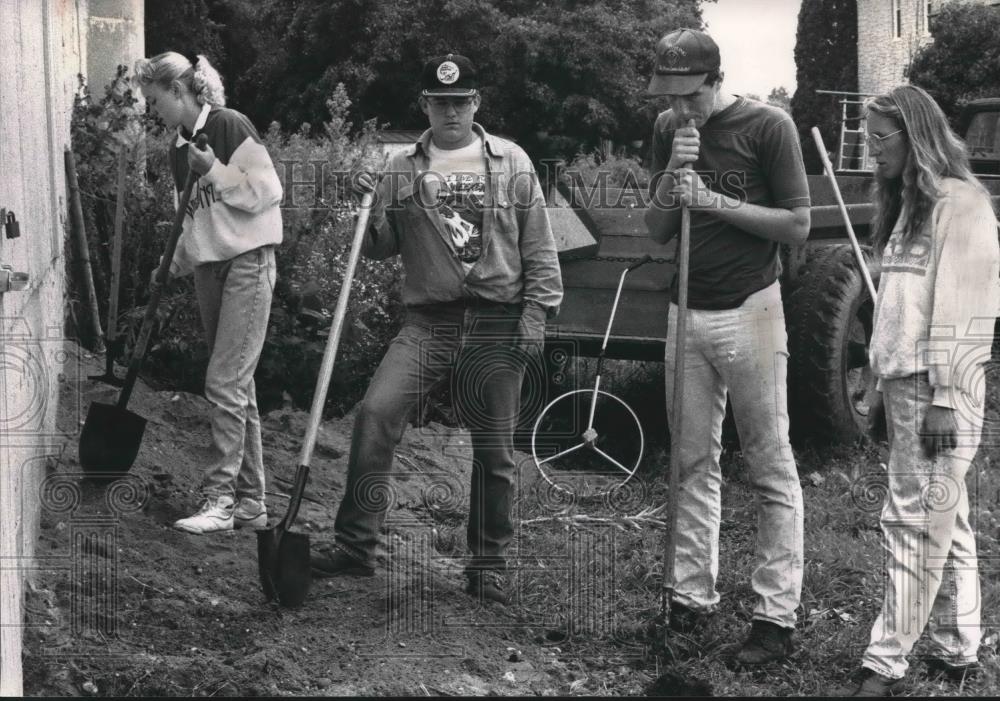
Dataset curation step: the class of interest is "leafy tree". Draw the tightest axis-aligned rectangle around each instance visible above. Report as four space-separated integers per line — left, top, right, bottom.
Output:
767 86 792 114
908 2 1000 119
790 0 857 173
197 0 706 161
144 0 227 62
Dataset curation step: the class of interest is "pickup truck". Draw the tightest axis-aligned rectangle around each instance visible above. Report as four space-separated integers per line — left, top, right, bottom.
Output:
543 98 1000 445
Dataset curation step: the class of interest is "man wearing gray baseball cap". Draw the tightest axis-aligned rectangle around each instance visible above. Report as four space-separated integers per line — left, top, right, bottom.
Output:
644 28 811 666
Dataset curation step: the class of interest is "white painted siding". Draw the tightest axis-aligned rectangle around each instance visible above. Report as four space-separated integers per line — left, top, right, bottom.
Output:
0 1 142 695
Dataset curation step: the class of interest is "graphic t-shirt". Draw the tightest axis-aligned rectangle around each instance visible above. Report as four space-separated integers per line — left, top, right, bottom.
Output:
425 137 487 273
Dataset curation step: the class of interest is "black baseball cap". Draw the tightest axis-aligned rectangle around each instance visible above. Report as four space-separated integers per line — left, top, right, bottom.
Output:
421 54 479 96
647 29 721 96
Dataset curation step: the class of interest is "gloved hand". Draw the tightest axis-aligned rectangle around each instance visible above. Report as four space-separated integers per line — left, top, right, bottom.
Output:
351 171 377 199
516 304 547 357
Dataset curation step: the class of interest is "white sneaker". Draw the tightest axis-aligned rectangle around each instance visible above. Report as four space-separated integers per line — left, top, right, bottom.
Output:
234 497 267 529
173 496 235 534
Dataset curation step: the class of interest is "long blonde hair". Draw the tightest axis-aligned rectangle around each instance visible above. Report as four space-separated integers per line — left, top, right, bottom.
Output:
133 51 226 107
867 84 985 253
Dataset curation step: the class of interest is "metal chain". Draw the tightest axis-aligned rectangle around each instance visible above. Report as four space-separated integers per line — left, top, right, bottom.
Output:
587 255 674 264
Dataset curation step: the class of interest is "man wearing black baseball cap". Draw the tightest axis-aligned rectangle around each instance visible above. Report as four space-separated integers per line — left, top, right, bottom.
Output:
644 28 811 666
311 54 562 607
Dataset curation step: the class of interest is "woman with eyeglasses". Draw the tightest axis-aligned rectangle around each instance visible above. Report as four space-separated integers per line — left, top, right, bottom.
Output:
834 84 999 696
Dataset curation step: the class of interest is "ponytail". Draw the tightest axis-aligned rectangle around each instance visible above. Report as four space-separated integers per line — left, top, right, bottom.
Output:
133 51 226 107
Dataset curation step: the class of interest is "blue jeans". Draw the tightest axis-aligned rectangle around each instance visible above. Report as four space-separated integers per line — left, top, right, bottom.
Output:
334 302 531 570
193 246 276 501
862 374 984 679
664 281 803 628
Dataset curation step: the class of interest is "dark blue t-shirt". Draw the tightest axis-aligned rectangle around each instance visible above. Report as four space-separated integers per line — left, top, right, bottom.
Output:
649 96 811 309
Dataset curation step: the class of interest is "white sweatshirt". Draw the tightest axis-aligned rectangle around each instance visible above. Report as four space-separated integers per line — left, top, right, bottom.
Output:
168 106 283 276
870 177 1000 408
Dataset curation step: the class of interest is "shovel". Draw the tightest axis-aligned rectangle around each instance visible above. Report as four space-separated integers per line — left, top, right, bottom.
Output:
89 142 129 387
650 135 714 695
78 134 208 475
661 138 695 640
257 191 375 607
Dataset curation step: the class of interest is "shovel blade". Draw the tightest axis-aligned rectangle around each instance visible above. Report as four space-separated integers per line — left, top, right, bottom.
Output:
275 531 311 607
256 526 280 601
257 526 311 607
79 401 146 474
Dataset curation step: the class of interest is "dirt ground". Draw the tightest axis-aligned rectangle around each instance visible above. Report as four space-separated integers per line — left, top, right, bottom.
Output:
22 343 660 697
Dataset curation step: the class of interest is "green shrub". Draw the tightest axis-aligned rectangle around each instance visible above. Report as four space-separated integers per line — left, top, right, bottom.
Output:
562 148 649 190
68 68 189 360
70 71 402 416
253 85 401 414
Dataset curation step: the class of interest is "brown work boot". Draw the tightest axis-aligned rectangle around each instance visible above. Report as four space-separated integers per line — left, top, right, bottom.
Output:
668 602 713 635
734 620 794 666
923 658 981 683
464 569 508 605
830 668 904 697
310 545 375 578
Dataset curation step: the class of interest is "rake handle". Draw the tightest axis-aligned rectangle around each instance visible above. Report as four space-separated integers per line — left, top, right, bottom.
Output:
118 133 208 409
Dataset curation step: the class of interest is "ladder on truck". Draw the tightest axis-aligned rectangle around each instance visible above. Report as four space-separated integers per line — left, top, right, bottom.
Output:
816 90 875 172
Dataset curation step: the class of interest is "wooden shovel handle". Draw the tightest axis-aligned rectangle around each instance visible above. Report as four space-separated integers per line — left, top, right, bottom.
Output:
106 143 129 343
663 119 696 618
297 191 375 468
280 464 310 532
118 134 209 409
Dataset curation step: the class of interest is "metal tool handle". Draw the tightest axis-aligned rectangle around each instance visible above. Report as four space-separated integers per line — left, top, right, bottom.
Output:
118 133 209 409
297 191 375 468
585 254 655 431
601 254 653 355
811 127 878 300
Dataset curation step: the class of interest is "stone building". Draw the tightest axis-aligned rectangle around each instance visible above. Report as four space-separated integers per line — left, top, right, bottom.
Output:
0 1 143 696
857 0 1000 95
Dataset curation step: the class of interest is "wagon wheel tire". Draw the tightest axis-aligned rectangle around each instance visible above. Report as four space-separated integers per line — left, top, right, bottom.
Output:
784 243 876 447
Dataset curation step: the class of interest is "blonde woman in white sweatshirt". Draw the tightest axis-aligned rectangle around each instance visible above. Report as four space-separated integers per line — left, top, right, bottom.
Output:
835 85 999 696
134 52 282 534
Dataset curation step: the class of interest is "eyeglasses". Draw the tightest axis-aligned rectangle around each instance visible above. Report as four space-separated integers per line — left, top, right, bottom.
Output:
865 128 904 151
425 96 476 111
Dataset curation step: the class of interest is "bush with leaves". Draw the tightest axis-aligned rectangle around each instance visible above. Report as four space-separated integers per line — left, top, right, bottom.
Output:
563 148 650 191
70 71 401 415
255 84 401 413
68 68 197 365
908 3 1000 121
